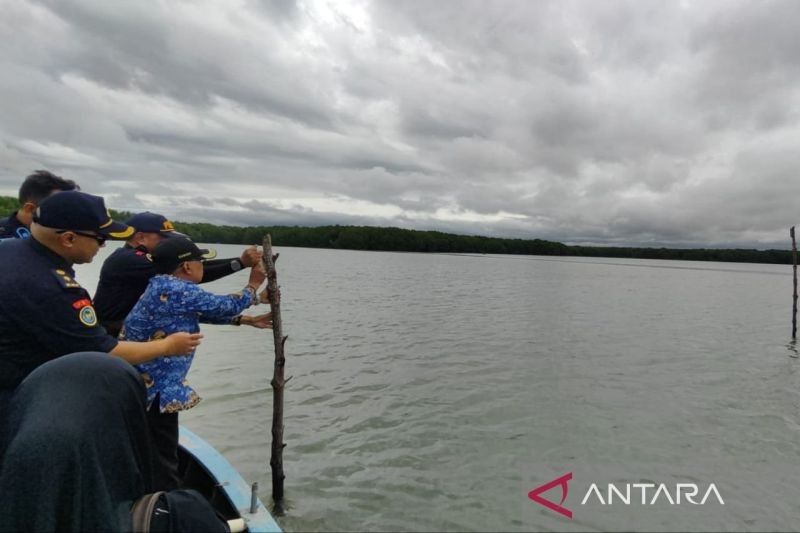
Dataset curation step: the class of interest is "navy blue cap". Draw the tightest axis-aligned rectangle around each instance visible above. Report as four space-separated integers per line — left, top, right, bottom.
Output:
33 191 134 240
151 236 217 274
126 212 180 236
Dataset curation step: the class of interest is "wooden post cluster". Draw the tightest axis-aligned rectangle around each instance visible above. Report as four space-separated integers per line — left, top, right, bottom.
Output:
262 234 288 508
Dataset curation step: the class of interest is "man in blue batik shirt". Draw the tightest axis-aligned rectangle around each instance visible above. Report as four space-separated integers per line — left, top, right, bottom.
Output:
121 236 273 490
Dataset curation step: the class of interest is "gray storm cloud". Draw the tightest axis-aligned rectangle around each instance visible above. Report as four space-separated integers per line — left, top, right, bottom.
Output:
1 0 798 248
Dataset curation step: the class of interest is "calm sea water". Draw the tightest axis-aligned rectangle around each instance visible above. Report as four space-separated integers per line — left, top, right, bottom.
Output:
76 245 800 532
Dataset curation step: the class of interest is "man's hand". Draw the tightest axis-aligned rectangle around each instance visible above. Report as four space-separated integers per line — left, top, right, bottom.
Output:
259 286 281 304
247 265 267 291
164 332 204 355
242 312 273 329
240 245 262 268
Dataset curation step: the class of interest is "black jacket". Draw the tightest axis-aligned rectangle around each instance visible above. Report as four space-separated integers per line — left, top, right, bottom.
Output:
94 244 244 336
0 238 118 390
0 212 30 241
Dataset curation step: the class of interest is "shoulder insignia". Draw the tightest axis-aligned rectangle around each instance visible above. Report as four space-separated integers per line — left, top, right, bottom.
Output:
72 298 92 310
51 269 82 290
77 303 98 327
134 250 154 262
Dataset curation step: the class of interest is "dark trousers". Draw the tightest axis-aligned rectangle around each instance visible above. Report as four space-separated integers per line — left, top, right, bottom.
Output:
146 400 181 491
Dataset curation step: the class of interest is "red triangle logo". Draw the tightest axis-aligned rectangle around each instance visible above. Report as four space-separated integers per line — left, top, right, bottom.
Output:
528 472 573 519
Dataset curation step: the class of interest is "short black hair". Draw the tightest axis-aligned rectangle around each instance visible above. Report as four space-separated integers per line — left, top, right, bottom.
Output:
18 170 79 205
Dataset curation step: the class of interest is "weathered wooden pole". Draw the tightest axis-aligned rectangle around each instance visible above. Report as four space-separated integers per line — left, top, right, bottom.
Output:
792 226 798 339
792 227 798 340
262 234 288 508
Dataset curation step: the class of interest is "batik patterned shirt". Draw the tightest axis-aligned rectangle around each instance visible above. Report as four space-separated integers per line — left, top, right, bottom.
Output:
121 275 256 413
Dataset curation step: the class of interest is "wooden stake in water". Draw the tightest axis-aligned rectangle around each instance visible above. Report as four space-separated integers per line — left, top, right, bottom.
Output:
262 234 288 508
792 226 797 339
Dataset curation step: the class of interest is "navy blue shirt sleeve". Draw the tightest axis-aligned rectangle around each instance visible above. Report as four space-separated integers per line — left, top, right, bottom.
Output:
200 257 242 284
3 272 118 356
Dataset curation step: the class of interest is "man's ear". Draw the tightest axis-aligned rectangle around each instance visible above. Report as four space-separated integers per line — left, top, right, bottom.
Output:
59 232 75 248
16 201 38 226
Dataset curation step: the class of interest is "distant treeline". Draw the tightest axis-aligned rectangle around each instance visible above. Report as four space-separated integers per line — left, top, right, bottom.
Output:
0 195 792 264
0 196 19 215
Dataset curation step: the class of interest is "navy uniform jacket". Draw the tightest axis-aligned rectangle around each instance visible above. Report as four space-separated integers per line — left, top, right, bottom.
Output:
0 212 30 241
94 245 244 336
0 238 118 391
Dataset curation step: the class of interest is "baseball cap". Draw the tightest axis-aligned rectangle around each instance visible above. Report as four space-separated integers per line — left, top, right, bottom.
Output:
151 236 217 274
126 212 181 236
33 190 134 240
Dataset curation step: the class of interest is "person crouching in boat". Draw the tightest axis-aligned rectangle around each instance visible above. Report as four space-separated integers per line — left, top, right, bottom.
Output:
120 236 273 490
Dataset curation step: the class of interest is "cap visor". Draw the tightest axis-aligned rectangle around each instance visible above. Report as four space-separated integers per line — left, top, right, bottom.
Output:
160 230 188 239
199 248 217 261
101 220 135 240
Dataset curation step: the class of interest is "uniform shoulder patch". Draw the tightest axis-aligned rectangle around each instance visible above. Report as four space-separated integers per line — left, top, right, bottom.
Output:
134 250 154 262
72 298 92 310
78 304 98 327
51 269 83 290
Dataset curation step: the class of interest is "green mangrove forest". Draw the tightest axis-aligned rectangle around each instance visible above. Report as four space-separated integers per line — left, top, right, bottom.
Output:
0 195 791 264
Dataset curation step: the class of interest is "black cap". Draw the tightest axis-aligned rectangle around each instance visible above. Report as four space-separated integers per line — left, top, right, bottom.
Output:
34 190 134 240
126 212 181 236
151 236 217 274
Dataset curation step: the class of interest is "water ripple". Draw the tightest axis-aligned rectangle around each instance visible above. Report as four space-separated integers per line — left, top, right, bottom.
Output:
95 245 799 532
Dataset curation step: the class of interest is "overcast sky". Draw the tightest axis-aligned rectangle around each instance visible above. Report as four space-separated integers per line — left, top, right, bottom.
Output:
1 0 798 248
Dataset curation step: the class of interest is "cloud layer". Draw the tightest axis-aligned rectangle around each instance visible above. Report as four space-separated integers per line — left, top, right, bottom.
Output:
1 0 799 248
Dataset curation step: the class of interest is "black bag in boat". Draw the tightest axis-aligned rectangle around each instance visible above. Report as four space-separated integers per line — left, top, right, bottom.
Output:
130 490 230 533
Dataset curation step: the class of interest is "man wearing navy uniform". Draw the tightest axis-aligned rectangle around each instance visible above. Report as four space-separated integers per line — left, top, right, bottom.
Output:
94 211 263 336
0 192 202 417
0 170 79 241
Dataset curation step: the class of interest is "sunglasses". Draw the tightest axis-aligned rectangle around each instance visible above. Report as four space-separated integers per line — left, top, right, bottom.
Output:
57 230 108 245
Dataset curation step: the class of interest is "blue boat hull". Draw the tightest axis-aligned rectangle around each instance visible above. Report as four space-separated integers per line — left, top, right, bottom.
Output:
178 426 282 533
